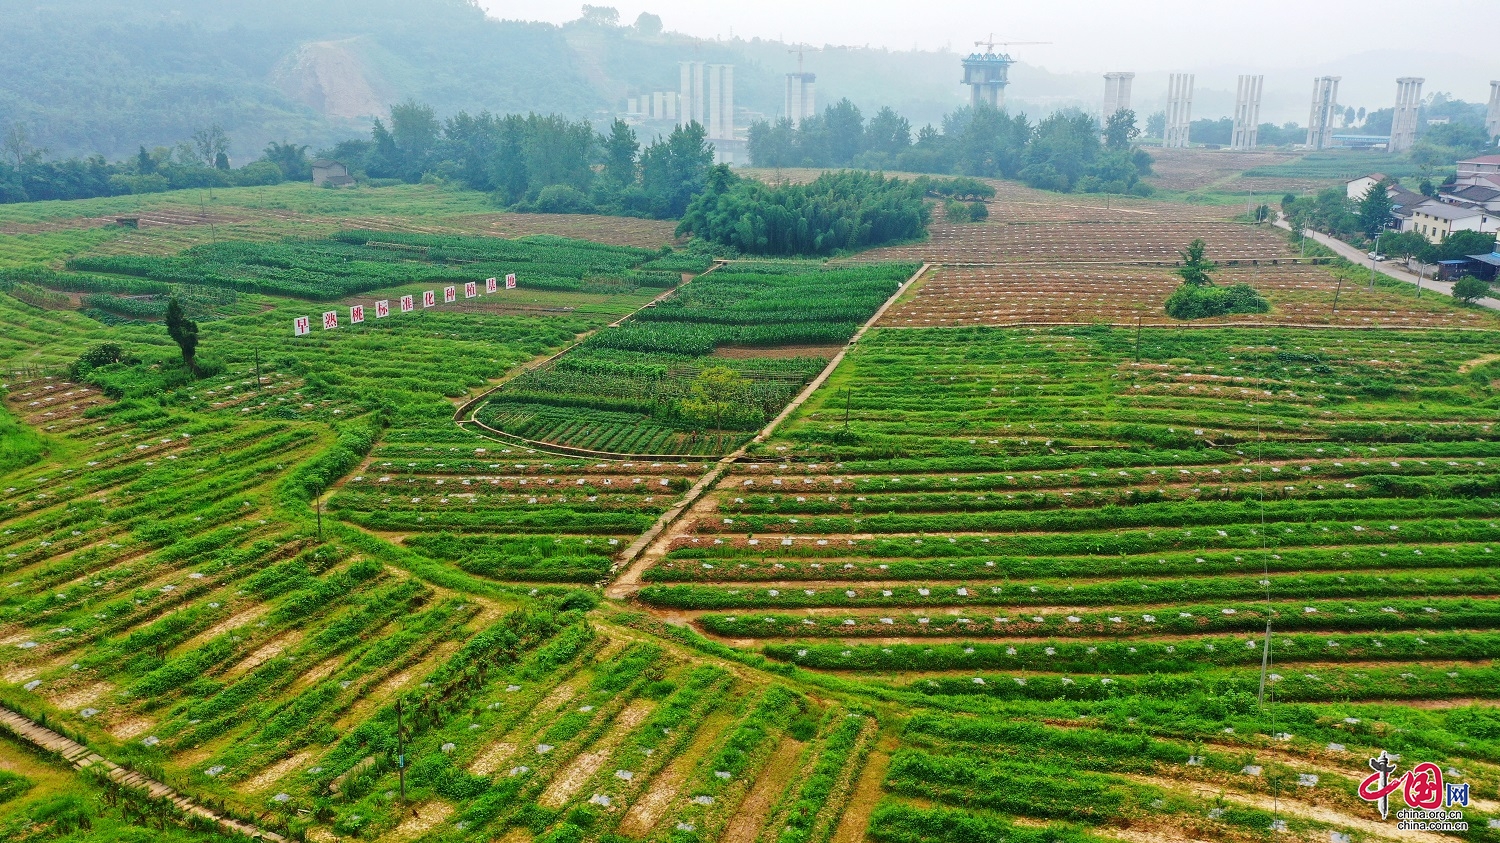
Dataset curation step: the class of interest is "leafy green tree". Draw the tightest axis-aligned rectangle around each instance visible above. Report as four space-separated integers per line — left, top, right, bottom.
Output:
1145 111 1167 138
1379 231 1431 266
368 118 401 179
865 106 912 156
1357 180 1393 238
747 118 798 167
3 123 33 170
440 110 499 189
680 366 750 431
1254 204 1271 224
1435 230 1497 262
519 113 596 198
164 298 199 376
956 105 1030 178
68 342 126 380
1022 110 1102 191
602 119 639 187
263 141 310 180
1176 239 1217 287
634 12 663 35
1103 109 1139 150
1452 276 1491 305
641 122 714 218
1308 187 1359 238
678 170 928 256
389 100 441 181
823 99 865 166
580 5 619 25
192 125 229 168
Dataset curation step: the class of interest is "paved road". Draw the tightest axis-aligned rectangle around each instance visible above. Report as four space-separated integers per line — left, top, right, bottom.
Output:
1273 219 1500 311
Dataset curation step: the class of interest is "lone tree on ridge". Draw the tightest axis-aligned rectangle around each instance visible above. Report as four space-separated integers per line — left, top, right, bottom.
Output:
1176 238 1217 287
165 298 199 376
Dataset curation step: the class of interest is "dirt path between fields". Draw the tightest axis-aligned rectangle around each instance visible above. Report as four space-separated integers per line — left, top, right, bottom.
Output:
1122 771 1447 842
723 736 806 843
829 725 892 843
606 264 931 600
618 708 737 837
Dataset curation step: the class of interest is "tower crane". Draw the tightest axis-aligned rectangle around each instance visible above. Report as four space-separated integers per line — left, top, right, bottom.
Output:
973 34 1052 54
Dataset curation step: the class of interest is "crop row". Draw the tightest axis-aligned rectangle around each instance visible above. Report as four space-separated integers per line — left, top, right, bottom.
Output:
641 568 1500 610
648 542 1498 583
699 595 1500 637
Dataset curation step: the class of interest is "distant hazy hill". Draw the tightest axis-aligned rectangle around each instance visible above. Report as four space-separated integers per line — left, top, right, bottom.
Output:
1 0 1102 163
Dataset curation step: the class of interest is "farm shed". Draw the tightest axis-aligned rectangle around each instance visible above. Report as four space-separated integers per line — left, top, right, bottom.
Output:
311 159 354 187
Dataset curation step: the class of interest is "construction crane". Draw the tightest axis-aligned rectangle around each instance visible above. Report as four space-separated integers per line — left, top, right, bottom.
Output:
973 34 1051 54
785 45 822 125
787 44 822 74
963 36 1051 110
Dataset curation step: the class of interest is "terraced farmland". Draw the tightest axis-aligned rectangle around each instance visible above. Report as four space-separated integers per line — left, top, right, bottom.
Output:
7 165 1500 843
884 264 1494 329
853 219 1294 265
469 261 917 459
623 325 1500 841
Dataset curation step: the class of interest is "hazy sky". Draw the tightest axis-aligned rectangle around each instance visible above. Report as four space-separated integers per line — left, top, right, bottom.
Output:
477 0 1491 75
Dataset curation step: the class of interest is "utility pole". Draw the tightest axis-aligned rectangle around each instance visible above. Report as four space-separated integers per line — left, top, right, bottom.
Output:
1331 276 1344 319
843 388 851 431
1257 618 1273 707
1368 232 1381 292
396 698 406 800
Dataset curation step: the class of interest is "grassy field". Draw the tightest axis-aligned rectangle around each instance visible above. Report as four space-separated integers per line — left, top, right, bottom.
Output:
2 174 1499 843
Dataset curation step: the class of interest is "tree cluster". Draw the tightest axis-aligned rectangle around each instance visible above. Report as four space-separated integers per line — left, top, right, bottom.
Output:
326 102 714 219
0 124 312 203
748 101 1155 196
1163 239 1269 320
1283 186 1497 264
676 169 931 256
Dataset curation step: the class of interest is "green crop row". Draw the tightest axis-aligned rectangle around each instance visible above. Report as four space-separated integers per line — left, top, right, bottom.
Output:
766 629 1500 674
868 802 1106 843
61 231 656 301
704 595 1500 639
641 567 1500 610
697 495 1500 537
648 543 1497 583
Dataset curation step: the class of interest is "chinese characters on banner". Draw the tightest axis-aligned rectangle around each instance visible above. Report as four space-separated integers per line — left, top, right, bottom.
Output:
294 274 518 337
